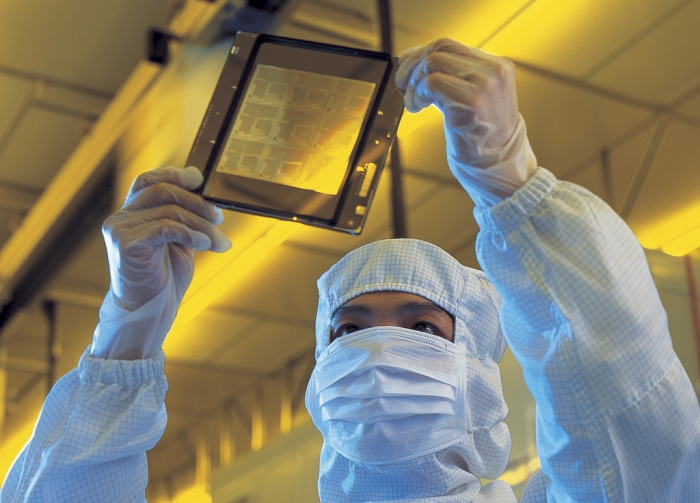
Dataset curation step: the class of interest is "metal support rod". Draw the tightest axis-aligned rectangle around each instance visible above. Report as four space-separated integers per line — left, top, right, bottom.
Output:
377 0 393 55
0 342 7 439
280 362 293 434
178 431 197 460
684 255 700 388
389 143 407 238
0 84 34 154
220 406 234 467
42 301 57 395
251 382 266 451
377 0 407 238
618 110 670 220
164 475 175 501
195 426 210 490
290 350 315 416
0 64 113 100
7 373 44 409
600 147 614 208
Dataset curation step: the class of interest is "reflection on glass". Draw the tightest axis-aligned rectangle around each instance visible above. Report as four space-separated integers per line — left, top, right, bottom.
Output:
216 65 375 195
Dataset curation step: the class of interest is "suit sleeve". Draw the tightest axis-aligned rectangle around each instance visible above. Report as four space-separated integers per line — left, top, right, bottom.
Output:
0 349 168 503
474 167 700 502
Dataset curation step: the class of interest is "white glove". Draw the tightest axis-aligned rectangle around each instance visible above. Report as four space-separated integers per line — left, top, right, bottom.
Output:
91 166 231 360
395 38 537 206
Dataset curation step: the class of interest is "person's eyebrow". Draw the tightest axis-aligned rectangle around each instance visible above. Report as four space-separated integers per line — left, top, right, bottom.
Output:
397 300 452 319
331 304 373 323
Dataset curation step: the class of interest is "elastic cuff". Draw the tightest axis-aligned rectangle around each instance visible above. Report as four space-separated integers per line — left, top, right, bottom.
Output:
473 167 557 232
79 347 165 386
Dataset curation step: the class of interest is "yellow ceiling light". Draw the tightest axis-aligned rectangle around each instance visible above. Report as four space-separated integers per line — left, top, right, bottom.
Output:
171 485 212 503
634 199 700 256
496 456 540 487
167 220 296 334
661 225 700 257
527 456 541 473
497 461 530 486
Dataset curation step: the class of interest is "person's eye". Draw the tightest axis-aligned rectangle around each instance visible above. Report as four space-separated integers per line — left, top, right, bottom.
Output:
412 322 437 335
331 324 361 341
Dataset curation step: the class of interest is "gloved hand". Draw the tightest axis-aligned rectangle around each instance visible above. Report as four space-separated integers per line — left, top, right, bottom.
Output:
395 38 538 206
91 166 231 360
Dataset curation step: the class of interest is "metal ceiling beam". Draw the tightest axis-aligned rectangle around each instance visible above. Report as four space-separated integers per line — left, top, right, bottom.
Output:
559 115 657 182
619 110 670 220
511 58 662 113
0 182 40 213
3 357 48 374
579 0 696 81
0 171 114 335
6 372 44 410
43 286 106 311
288 0 377 48
476 0 539 48
0 83 33 155
0 64 114 101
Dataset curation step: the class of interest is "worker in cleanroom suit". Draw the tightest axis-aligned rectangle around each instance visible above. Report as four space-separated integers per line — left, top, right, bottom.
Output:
2 38 699 502
304 39 700 502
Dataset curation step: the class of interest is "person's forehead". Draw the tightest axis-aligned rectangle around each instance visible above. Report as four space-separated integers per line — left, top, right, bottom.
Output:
346 291 429 304
334 291 449 317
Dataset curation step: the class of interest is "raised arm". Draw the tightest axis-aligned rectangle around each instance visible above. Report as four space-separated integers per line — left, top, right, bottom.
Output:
396 39 700 501
93 165 230 360
1 166 231 502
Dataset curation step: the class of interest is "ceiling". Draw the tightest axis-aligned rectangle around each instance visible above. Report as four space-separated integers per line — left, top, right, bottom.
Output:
1 0 700 499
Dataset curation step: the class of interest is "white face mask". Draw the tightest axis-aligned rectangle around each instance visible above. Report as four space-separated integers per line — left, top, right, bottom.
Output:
305 326 467 464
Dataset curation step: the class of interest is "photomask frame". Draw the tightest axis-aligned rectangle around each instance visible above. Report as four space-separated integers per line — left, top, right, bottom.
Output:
186 32 404 234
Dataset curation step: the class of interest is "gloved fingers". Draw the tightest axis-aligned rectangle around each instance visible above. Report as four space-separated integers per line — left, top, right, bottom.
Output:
416 52 493 86
107 204 232 253
396 38 513 113
395 45 423 88
413 72 479 122
128 165 203 198
403 53 503 113
123 165 223 224
396 39 456 89
124 218 215 253
396 38 492 88
405 57 488 113
123 178 224 226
